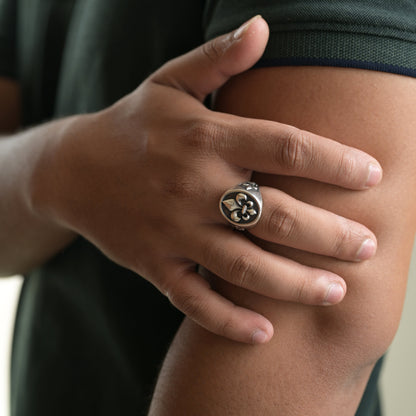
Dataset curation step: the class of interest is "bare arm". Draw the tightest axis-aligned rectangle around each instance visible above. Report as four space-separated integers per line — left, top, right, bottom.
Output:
0 115 77 276
149 66 416 415
0 78 76 276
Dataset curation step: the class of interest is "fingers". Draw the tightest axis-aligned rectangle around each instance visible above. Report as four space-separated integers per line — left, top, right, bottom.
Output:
212 116 382 190
250 187 377 261
149 16 269 101
192 225 347 306
160 265 274 344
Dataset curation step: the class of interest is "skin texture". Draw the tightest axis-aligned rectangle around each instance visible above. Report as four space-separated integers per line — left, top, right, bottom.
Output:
149 66 416 415
1 17 381 343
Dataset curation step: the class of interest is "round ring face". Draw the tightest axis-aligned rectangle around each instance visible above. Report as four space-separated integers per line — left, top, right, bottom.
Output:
219 182 262 229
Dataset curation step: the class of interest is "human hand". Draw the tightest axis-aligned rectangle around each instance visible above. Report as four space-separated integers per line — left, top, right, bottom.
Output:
37 16 382 344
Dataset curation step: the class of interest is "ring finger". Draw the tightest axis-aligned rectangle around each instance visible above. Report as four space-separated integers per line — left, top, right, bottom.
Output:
217 183 376 262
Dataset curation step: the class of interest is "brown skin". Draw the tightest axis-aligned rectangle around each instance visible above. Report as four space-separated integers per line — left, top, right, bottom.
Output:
0 17 381 344
0 77 20 132
149 67 416 415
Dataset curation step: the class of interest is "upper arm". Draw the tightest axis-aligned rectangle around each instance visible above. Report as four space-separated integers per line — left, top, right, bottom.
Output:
149 66 416 415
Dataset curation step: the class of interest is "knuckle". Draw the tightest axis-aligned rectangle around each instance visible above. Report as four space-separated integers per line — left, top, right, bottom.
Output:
294 276 309 304
164 277 202 318
331 219 353 257
336 149 357 182
162 173 198 201
227 253 260 289
201 37 227 65
278 128 313 172
217 312 238 338
266 204 299 241
182 117 221 156
176 292 206 319
294 273 326 305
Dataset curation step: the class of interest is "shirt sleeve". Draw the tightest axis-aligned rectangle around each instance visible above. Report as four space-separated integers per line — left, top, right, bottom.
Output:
0 0 17 79
203 0 416 78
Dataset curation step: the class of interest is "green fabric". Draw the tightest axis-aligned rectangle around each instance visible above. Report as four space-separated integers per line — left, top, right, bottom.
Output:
0 0 16 78
3 0 409 414
205 0 416 76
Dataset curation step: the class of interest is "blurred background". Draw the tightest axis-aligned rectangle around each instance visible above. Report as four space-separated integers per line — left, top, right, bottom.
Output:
0 244 415 416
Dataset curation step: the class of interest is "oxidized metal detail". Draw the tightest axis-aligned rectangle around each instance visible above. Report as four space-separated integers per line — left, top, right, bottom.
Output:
219 181 262 230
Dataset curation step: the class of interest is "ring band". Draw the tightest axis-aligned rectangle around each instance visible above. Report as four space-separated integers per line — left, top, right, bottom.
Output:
219 181 263 231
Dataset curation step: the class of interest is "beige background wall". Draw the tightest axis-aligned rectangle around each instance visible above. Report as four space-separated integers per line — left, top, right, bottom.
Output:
380 241 416 415
0 244 415 416
0 276 21 416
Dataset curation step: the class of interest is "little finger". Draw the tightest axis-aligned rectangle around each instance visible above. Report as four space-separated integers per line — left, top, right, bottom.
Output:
192 225 347 306
161 263 274 344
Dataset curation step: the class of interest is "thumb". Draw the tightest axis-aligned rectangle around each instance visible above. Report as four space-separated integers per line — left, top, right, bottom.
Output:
149 15 269 101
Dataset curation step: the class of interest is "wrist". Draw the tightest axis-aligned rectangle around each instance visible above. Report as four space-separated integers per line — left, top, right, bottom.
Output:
26 112 97 232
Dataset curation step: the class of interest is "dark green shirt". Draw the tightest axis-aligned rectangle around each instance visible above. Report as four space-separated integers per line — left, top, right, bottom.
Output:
3 0 415 414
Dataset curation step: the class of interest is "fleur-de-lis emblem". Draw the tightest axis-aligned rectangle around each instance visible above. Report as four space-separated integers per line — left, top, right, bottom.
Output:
222 193 257 223
240 182 259 192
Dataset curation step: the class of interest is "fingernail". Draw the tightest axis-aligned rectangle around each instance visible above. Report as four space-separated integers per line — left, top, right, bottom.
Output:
365 163 383 187
355 238 377 261
323 283 345 305
251 329 269 344
233 15 262 40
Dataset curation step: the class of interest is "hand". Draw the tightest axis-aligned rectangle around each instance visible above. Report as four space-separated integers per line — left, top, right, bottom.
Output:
36 16 382 344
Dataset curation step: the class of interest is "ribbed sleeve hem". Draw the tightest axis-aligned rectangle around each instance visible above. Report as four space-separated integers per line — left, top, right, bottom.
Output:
256 29 416 77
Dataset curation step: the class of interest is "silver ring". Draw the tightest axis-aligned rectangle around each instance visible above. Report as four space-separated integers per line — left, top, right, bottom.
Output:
219 181 263 231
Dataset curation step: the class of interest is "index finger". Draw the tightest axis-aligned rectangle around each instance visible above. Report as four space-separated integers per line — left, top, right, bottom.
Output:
212 114 382 190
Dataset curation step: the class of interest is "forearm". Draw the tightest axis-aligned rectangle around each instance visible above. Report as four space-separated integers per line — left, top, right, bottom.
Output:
149 67 416 415
0 117 80 275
